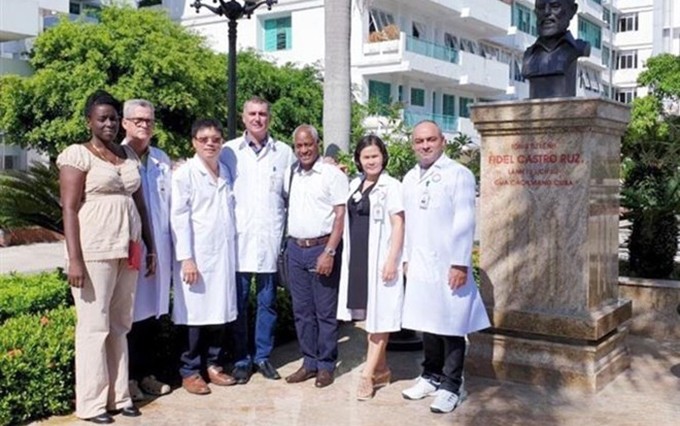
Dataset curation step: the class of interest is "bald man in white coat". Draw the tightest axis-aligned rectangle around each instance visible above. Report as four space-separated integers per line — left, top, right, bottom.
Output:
401 121 490 414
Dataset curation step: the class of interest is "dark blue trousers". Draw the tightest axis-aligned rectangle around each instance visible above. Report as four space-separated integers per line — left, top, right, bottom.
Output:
231 272 277 366
179 324 225 378
287 239 342 372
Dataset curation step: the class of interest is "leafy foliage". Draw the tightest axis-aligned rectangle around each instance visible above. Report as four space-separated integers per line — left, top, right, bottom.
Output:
0 161 62 233
0 307 76 426
621 54 680 278
0 7 324 159
0 271 71 323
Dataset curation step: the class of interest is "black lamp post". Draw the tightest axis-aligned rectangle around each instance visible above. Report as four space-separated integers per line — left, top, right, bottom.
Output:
191 0 277 140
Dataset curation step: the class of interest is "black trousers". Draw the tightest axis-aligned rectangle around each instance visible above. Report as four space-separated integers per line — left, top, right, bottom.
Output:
127 317 161 381
421 333 466 394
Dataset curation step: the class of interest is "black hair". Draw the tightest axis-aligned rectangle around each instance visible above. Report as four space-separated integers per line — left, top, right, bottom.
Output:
191 118 224 139
354 134 389 173
84 90 121 118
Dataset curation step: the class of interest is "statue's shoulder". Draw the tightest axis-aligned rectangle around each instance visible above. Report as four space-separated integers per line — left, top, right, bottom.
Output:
574 39 591 57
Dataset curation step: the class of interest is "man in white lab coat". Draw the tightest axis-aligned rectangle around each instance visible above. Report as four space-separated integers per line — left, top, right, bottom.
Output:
121 99 172 400
220 97 294 383
401 121 490 414
171 119 239 395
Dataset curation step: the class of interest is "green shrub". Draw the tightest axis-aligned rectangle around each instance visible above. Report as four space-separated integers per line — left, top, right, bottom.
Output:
0 271 71 322
0 307 76 426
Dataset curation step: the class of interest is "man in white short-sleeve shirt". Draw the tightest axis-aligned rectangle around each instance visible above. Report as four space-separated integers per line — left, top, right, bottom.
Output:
284 124 348 389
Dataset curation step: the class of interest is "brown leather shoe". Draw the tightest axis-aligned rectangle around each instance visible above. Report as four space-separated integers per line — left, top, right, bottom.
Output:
285 366 317 384
182 373 211 395
315 370 334 388
207 365 237 386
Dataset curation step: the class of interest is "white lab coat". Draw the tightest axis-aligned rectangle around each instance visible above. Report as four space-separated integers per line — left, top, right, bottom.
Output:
337 173 404 333
401 155 490 336
220 135 294 272
170 156 238 325
127 145 173 322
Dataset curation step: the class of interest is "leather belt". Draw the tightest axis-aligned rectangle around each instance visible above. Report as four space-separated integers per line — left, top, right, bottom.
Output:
293 234 331 248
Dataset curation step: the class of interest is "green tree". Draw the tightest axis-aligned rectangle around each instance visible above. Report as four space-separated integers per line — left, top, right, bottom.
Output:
0 7 324 159
622 53 680 278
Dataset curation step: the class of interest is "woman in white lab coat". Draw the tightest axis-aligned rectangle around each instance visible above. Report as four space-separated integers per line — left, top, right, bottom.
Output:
337 135 404 400
170 119 238 394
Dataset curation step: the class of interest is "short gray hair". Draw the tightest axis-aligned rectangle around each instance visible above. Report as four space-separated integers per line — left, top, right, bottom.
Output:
243 96 271 114
123 99 155 118
292 124 319 142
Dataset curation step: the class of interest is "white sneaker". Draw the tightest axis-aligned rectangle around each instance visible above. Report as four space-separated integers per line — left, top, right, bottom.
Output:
401 376 439 400
140 375 171 396
429 389 463 414
129 380 145 402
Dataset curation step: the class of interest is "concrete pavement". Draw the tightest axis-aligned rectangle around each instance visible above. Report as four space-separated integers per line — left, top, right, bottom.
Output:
0 241 64 274
34 324 680 426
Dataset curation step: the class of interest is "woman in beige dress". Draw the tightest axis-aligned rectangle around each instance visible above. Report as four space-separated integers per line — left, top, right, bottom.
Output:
57 90 155 424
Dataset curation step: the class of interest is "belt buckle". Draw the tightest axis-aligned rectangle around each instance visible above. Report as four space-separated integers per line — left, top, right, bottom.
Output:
303 239 311 248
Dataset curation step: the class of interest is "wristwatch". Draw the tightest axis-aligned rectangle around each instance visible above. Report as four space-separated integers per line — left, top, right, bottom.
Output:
324 247 336 257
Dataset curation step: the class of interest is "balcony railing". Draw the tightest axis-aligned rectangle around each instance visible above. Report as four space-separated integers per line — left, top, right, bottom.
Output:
403 110 458 133
405 35 459 64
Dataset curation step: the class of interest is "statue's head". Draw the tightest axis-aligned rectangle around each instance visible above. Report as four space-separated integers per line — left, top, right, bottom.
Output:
535 0 578 38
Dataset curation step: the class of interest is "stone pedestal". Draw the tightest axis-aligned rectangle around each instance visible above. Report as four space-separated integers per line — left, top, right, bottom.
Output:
467 98 632 392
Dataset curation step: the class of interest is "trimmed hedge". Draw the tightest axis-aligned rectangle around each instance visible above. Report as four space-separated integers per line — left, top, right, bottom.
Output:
0 271 71 322
0 307 76 426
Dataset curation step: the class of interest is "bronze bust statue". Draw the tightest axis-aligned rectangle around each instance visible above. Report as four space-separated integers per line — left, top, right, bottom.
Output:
521 0 591 99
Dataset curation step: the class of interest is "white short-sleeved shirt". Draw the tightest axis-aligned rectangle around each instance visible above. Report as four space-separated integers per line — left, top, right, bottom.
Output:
287 159 349 239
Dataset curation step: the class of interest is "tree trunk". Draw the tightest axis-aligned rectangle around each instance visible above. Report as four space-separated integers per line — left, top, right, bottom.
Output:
323 0 352 156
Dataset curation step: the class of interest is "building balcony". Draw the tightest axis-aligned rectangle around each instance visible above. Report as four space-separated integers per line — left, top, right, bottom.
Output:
403 110 459 134
0 0 40 41
356 32 510 96
579 0 604 23
427 0 510 35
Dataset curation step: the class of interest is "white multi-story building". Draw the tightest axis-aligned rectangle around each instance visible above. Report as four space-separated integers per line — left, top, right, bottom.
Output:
609 0 680 104
163 0 614 140
0 0 72 171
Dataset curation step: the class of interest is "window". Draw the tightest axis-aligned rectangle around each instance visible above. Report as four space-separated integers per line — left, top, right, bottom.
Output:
263 16 291 51
442 94 456 117
602 46 611 67
602 7 612 30
444 33 458 50
618 14 638 32
602 84 610 99
432 92 436 114
69 1 80 14
2 155 18 170
578 68 601 93
512 2 537 36
368 80 392 105
398 85 404 102
578 17 602 49
368 9 395 33
616 89 637 104
459 97 474 118
412 22 426 39
616 50 638 69
411 88 425 107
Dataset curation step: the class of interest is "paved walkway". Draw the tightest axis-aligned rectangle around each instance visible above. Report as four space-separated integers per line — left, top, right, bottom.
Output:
0 241 64 274
34 326 680 426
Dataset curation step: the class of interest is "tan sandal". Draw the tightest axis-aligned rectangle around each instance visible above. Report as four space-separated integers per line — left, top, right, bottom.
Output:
373 369 392 389
356 376 374 400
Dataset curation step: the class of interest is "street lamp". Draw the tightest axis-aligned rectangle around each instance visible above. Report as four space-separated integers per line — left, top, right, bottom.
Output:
191 0 277 139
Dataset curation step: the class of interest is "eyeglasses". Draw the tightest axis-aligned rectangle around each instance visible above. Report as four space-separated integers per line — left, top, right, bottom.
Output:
126 117 155 127
194 137 223 145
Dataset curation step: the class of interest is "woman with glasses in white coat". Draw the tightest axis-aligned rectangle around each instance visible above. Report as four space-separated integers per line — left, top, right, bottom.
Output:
337 135 405 401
